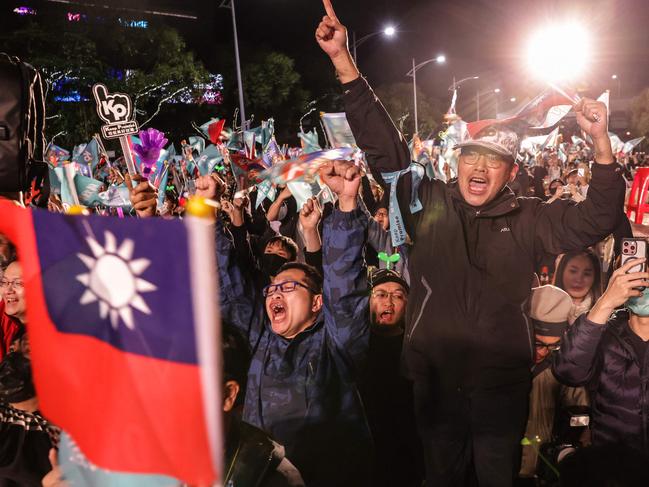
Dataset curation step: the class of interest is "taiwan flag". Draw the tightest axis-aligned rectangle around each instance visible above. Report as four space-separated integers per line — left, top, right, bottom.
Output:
0 201 222 486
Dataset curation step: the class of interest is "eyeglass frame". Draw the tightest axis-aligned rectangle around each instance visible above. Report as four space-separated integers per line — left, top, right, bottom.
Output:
370 290 407 302
460 148 509 169
0 279 24 290
534 340 561 352
262 280 320 298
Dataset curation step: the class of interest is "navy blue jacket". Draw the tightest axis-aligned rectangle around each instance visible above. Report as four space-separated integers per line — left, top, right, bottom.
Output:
217 208 372 486
553 311 649 451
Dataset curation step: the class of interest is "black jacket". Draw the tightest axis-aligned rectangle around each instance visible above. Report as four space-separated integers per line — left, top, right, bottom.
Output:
343 76 626 393
553 311 649 451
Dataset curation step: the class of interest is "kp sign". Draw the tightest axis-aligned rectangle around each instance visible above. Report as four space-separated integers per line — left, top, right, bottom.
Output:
92 84 139 139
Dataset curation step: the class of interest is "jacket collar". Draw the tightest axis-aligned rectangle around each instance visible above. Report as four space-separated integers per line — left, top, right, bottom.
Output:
447 179 520 218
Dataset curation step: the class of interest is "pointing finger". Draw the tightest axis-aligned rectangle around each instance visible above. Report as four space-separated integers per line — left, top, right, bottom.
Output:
322 0 338 20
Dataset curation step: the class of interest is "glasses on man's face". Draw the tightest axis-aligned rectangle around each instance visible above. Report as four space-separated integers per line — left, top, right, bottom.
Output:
263 280 318 297
461 149 507 169
371 290 407 302
535 340 561 352
0 279 24 291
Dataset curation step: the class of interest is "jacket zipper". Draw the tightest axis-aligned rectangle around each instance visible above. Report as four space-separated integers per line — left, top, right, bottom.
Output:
407 275 432 342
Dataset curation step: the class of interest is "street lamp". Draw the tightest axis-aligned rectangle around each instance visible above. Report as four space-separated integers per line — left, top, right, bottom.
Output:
351 26 396 62
612 74 621 97
510 97 517 103
476 88 501 120
406 55 447 134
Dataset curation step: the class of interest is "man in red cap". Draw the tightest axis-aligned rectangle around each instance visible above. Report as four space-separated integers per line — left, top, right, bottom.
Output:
316 1 625 485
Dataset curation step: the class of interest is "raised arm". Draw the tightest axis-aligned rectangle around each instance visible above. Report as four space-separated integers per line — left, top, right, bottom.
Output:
535 100 626 254
320 161 369 370
553 259 649 385
315 0 411 178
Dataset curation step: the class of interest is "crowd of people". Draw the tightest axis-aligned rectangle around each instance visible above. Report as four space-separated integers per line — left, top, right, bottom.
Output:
1 2 649 486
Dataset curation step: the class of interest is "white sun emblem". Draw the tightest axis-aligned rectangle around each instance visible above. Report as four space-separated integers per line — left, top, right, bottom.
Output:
75 231 157 330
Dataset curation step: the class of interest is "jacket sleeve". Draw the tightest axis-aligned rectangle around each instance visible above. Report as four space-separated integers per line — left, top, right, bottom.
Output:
343 77 414 233
216 218 264 344
359 196 391 255
534 163 626 254
552 314 606 387
322 207 369 372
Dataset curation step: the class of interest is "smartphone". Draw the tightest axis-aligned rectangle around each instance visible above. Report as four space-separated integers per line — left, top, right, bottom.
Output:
621 239 648 284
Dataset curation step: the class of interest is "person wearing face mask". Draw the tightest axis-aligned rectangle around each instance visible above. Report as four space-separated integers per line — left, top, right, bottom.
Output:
215 160 371 487
316 2 625 485
519 286 589 479
553 257 649 452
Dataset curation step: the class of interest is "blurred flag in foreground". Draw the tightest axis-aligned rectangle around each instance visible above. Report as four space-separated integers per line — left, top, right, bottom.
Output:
0 201 222 486
257 147 355 185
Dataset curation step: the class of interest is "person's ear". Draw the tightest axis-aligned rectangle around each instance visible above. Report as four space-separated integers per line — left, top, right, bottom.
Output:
508 162 520 183
223 380 240 413
312 293 323 313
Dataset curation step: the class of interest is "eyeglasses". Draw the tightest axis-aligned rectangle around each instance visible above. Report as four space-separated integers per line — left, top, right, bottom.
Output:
535 341 561 352
0 279 24 291
461 149 507 169
371 290 407 302
263 280 318 297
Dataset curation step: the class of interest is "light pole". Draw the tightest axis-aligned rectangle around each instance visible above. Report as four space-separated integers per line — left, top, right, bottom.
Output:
220 0 246 128
612 74 621 98
351 26 396 63
476 88 500 120
406 55 446 134
448 75 479 93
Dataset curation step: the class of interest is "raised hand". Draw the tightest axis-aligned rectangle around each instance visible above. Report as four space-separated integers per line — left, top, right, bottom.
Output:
319 160 360 211
575 98 614 163
125 173 157 218
587 258 649 324
300 197 322 231
195 174 225 200
315 0 359 83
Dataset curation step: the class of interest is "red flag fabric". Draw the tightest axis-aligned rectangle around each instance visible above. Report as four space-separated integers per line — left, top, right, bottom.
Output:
208 119 226 145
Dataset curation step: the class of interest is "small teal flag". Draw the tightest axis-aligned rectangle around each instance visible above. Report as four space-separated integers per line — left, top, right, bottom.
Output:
73 138 101 177
196 145 223 176
74 174 105 206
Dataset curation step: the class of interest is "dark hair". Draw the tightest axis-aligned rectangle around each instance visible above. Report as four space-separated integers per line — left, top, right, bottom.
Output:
553 250 602 302
222 323 251 407
265 235 298 262
549 178 565 190
276 262 323 294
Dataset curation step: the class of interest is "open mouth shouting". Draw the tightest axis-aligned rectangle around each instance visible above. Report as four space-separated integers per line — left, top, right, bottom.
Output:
468 175 489 195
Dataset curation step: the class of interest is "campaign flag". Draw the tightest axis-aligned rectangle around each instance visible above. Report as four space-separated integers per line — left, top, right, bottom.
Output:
468 89 575 136
243 131 257 160
186 136 206 157
74 174 105 207
609 132 625 154
196 145 223 176
298 128 322 154
262 137 284 169
97 185 132 208
46 144 71 166
321 112 357 148
73 139 101 178
287 180 318 211
257 147 355 186
54 165 80 207
0 202 223 485
571 135 586 146
255 179 276 209
623 136 645 154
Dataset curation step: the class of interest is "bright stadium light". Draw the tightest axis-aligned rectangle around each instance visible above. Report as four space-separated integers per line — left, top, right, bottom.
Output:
525 22 591 82
436 54 446 64
384 26 396 37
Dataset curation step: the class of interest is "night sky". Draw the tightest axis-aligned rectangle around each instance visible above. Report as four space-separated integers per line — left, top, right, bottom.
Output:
4 0 649 117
